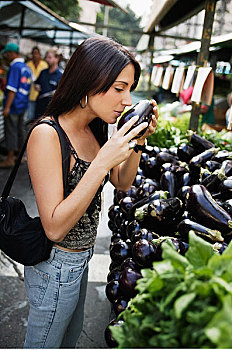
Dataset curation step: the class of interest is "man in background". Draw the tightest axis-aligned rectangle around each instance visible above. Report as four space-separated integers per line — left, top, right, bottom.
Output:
0 43 31 168
34 49 62 120
26 46 47 122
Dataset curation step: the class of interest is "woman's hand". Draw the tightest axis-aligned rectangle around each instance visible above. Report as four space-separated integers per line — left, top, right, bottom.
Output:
96 115 148 171
136 99 159 145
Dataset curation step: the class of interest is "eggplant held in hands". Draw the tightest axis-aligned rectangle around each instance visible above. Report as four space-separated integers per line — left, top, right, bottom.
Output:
117 100 153 138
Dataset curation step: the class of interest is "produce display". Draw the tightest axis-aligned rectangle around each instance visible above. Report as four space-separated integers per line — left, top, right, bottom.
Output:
104 130 232 348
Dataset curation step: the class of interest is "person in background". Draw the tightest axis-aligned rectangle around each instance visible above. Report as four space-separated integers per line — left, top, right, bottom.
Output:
34 49 62 120
226 92 232 129
0 42 31 168
200 95 215 126
26 46 47 122
23 36 158 348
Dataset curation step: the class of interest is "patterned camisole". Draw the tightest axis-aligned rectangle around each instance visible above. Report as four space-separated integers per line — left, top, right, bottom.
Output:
58 139 108 250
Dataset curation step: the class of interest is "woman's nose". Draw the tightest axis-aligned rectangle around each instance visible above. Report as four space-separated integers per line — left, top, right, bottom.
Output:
122 91 132 106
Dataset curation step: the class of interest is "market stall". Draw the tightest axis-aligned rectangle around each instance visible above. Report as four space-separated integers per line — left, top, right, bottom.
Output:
104 104 232 348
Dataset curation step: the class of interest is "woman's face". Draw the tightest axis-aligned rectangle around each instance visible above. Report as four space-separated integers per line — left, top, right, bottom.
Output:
88 63 135 124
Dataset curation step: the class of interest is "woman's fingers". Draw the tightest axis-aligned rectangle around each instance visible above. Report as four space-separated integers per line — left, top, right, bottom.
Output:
124 121 149 142
116 115 139 136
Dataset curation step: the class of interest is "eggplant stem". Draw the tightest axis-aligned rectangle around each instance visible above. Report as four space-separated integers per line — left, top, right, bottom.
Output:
206 229 224 242
134 209 145 221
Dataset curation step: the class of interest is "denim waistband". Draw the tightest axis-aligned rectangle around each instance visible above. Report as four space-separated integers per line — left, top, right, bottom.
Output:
47 246 94 264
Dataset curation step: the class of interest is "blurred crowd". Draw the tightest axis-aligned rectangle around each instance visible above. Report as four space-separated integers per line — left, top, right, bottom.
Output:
0 43 64 167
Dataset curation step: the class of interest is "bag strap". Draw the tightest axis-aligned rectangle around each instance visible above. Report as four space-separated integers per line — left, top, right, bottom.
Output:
1 120 70 199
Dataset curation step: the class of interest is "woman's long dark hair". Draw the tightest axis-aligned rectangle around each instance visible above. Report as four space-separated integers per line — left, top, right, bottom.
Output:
44 36 141 147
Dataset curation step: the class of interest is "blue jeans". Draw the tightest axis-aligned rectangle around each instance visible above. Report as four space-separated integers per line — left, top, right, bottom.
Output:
24 246 94 348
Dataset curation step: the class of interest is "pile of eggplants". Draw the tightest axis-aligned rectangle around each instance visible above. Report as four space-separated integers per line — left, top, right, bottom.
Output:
105 127 232 347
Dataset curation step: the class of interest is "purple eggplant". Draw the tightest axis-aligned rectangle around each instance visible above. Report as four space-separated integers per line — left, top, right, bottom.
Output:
114 186 137 205
180 172 191 187
156 151 179 166
117 100 153 138
160 162 176 174
211 150 232 163
110 239 131 263
111 233 122 243
177 185 191 206
187 131 215 153
201 167 227 193
118 220 130 240
135 179 160 201
119 196 136 214
177 143 196 162
118 267 142 298
177 218 224 243
135 197 183 234
148 197 183 221
222 160 232 177
127 186 138 199
143 145 160 157
137 167 144 176
105 280 121 303
201 168 211 181
109 260 121 271
120 257 139 271
189 148 220 170
132 239 157 268
107 268 121 283
154 237 188 259
222 199 232 217
108 219 118 232
108 205 121 221
142 156 160 180
169 146 178 156
219 177 232 200
131 228 159 244
104 319 123 348
114 212 126 229
113 189 126 205
113 297 129 315
160 170 178 197
186 184 232 234
205 160 222 172
127 190 168 221
126 220 141 239
133 174 145 187
139 152 150 171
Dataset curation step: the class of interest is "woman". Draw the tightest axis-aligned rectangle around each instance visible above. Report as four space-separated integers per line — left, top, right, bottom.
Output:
24 36 158 349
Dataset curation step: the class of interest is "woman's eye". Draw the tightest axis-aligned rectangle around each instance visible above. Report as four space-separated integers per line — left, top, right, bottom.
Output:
115 88 123 92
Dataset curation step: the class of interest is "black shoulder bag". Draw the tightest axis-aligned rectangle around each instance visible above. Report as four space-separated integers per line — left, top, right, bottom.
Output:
0 120 70 266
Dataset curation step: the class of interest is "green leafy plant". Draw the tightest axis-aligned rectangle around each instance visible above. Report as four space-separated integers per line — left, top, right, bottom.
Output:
111 232 232 348
148 111 232 150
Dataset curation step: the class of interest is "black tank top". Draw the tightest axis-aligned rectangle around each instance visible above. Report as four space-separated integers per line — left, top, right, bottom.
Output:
58 131 108 250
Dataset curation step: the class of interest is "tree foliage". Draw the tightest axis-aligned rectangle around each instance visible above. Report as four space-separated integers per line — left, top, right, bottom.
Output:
96 5 142 47
39 0 81 22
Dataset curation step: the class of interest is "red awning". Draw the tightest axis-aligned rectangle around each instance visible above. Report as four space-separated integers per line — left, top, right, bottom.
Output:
87 0 115 6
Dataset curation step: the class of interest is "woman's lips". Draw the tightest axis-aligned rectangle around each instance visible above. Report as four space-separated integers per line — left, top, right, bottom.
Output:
114 111 123 117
